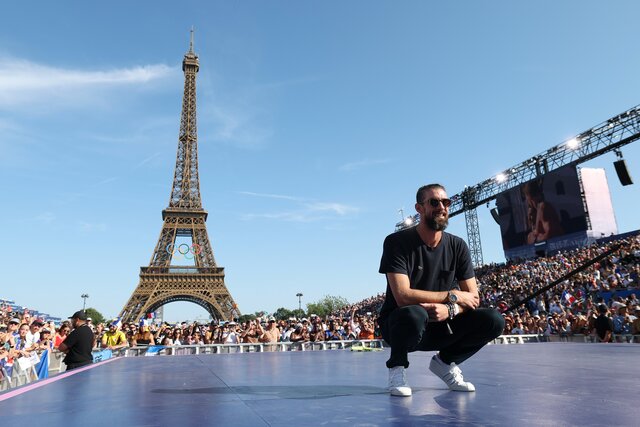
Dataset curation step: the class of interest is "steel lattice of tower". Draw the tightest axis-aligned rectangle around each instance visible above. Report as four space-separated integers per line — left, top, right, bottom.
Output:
119 31 239 324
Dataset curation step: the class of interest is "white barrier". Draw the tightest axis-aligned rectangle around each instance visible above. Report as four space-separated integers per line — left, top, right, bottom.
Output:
123 339 385 357
96 334 640 358
493 334 640 344
0 352 42 390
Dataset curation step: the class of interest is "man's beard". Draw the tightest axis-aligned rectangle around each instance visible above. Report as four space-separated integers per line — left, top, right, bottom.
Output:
426 213 448 231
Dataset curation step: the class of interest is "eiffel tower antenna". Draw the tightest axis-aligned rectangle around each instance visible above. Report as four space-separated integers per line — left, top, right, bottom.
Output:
119 31 240 324
189 26 195 54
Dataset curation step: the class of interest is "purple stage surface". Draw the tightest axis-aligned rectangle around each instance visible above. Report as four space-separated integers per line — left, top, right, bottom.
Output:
1 343 638 426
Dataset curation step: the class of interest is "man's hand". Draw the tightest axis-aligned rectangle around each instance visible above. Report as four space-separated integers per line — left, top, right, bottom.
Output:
420 303 449 322
451 290 479 309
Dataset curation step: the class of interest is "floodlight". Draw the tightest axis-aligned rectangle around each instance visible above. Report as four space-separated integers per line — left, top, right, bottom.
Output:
566 138 580 149
496 173 507 183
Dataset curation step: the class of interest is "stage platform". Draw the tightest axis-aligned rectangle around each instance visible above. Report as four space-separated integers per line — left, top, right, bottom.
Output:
1 343 638 426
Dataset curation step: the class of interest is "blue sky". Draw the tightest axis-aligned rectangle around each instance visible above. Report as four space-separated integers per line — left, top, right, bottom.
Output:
2 1 640 322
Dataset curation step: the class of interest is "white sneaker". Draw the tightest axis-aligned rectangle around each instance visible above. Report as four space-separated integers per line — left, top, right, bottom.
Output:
428 354 475 392
388 366 412 396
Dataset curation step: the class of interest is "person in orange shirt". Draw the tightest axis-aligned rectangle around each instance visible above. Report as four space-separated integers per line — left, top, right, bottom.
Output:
358 316 375 340
54 322 71 349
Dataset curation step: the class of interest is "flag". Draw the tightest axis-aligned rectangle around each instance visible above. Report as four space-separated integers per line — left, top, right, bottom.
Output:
111 316 122 328
561 290 576 306
36 349 49 379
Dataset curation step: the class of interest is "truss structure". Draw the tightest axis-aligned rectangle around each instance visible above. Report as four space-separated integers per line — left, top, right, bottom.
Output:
119 32 239 323
396 105 640 265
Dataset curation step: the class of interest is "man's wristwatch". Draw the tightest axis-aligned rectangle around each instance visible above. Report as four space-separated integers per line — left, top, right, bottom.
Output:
447 291 458 304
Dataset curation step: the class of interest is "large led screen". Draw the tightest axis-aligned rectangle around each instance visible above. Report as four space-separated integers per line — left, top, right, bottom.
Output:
496 165 588 251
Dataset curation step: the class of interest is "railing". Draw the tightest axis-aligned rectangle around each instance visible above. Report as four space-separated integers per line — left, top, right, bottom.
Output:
493 334 640 344
123 339 385 357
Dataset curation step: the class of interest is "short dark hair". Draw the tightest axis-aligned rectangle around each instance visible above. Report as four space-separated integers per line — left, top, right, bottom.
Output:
416 184 446 204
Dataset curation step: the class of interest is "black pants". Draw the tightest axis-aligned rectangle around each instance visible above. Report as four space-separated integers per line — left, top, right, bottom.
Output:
65 361 92 371
380 306 504 368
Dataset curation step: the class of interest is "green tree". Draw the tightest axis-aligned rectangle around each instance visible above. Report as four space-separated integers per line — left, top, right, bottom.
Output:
273 307 294 321
84 307 106 325
237 314 256 324
306 295 349 318
291 308 306 319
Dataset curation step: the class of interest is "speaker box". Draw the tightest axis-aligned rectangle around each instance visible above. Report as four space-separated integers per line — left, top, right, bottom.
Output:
490 208 500 224
613 159 633 186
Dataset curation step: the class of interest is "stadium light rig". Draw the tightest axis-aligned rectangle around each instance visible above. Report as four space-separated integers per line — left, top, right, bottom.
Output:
395 213 419 231
404 216 416 226
566 137 580 149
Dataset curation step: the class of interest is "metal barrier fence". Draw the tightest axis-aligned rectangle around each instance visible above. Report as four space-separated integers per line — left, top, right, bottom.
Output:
123 339 385 357
493 334 640 344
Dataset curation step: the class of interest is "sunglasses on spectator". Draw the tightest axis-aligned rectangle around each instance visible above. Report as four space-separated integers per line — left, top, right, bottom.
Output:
422 198 452 208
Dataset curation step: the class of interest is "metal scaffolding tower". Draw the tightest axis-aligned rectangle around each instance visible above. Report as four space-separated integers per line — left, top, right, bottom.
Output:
462 188 483 266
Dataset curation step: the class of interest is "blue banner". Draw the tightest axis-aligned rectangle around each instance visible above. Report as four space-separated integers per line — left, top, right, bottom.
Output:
144 345 166 356
92 349 113 363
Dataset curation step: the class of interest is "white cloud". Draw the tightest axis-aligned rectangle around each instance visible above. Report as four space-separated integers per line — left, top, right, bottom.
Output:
0 56 176 108
239 191 359 222
134 152 164 169
96 177 118 186
35 212 56 224
209 105 272 150
238 191 301 201
78 221 107 233
339 158 392 172
241 211 312 222
304 202 359 216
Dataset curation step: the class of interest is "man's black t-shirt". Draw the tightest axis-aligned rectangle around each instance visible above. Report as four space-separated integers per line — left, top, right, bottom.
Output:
594 315 614 342
378 227 475 320
63 324 95 367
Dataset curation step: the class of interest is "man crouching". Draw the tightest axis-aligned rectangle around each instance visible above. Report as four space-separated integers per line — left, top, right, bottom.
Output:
378 184 504 396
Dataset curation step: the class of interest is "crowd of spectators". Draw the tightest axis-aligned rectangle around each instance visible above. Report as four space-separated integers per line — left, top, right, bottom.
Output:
88 309 382 350
474 235 640 341
2 235 640 370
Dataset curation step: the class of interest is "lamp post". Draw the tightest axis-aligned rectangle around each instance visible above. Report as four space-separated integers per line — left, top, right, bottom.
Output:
296 293 303 311
81 293 89 311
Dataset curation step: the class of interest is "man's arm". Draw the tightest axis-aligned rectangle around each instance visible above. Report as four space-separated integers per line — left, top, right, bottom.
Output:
389 273 480 322
387 273 479 309
456 277 480 313
58 341 69 354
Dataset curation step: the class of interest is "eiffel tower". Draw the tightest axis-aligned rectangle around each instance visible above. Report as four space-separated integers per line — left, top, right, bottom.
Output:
119 31 239 324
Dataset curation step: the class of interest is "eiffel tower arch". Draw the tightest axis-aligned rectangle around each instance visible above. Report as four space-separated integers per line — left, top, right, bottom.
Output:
119 31 240 324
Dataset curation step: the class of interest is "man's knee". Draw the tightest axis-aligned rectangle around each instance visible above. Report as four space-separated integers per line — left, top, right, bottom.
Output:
386 305 429 338
390 305 428 325
476 308 505 339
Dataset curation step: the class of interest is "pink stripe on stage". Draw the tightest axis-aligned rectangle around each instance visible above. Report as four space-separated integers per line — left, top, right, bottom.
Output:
0 357 118 402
